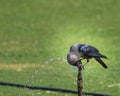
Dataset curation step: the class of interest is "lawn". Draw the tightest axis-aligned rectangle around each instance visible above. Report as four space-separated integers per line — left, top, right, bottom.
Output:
0 0 120 96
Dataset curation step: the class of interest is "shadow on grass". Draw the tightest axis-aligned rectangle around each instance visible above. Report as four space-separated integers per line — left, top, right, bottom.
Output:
0 82 111 96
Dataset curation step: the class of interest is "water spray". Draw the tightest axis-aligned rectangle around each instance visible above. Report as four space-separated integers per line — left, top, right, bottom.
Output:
45 57 67 64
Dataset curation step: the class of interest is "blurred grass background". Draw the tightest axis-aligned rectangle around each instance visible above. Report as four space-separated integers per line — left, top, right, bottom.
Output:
0 0 120 96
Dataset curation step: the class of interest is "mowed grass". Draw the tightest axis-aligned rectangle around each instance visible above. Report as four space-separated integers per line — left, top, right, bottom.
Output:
0 0 120 96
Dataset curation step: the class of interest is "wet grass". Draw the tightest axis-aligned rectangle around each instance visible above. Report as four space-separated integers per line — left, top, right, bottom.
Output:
0 0 120 96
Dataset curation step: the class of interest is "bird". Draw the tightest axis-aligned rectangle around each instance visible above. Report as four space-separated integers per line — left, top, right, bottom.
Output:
67 44 108 68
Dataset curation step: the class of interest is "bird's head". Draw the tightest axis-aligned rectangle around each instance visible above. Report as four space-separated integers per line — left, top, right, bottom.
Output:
67 54 80 66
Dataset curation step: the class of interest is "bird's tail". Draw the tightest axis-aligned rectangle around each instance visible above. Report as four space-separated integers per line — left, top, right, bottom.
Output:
100 54 108 59
95 58 108 68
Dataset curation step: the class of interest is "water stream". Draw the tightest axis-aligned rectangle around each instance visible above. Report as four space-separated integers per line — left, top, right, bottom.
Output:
26 57 70 95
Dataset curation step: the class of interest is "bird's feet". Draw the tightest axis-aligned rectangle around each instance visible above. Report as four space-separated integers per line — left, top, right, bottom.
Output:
76 59 90 69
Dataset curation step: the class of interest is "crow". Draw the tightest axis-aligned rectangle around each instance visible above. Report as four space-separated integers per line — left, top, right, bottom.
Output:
67 44 108 68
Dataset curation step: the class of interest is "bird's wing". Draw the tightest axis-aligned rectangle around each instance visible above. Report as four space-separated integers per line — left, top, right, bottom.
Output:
87 46 108 58
80 45 98 55
89 52 108 58
79 45 108 59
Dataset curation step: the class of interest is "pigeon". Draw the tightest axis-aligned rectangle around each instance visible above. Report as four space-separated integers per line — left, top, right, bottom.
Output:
67 44 108 68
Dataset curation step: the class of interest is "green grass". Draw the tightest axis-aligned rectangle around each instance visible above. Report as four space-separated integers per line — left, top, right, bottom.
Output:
0 0 120 96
